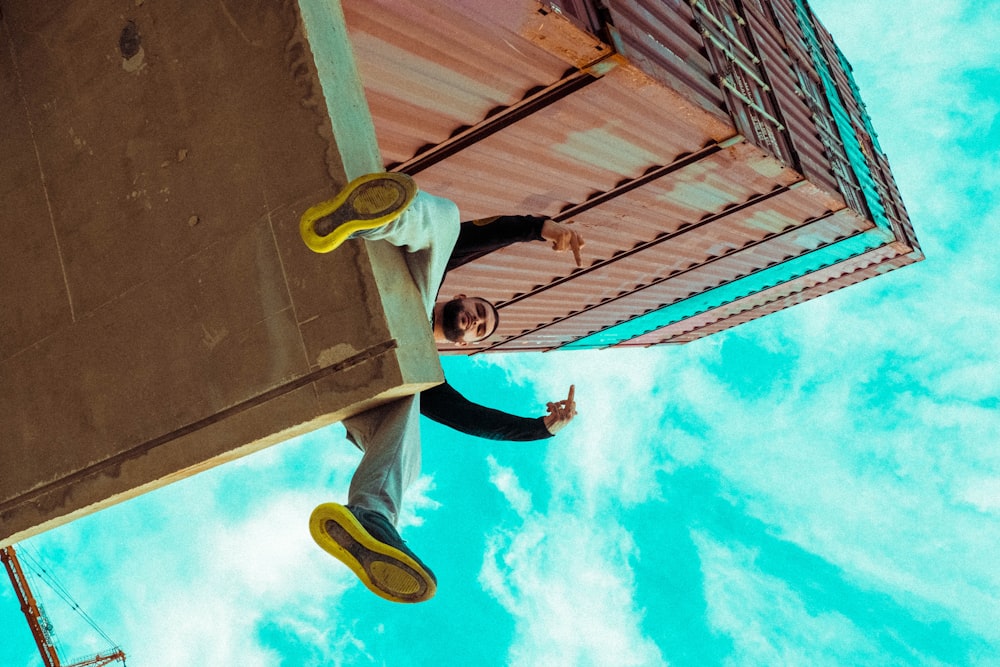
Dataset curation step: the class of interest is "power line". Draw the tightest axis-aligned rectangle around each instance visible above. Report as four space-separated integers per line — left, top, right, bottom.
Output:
18 546 120 650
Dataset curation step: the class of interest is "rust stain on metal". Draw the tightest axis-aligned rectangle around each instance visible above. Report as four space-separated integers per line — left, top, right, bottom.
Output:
519 4 613 69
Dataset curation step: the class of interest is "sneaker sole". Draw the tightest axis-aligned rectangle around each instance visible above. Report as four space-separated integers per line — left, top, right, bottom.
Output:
309 503 436 603
299 173 417 254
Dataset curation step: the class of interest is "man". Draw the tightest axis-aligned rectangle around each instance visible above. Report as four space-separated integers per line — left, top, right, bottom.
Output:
302 172 581 603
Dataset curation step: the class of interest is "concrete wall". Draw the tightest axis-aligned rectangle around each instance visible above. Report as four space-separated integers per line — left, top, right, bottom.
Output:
0 0 441 545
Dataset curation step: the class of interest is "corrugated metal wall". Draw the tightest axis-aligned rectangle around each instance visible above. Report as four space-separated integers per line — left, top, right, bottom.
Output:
341 0 921 352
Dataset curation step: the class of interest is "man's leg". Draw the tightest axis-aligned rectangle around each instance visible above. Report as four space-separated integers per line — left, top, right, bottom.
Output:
299 172 417 254
344 395 421 526
310 396 437 604
358 188 461 316
306 174 459 603
299 173 461 305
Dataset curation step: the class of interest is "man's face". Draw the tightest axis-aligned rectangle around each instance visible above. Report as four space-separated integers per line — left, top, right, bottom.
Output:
439 296 498 346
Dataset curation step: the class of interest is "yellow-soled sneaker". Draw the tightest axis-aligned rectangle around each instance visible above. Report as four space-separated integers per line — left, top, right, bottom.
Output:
299 172 417 254
309 503 436 603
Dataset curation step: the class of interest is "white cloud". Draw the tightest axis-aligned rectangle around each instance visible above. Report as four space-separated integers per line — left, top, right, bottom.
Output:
480 348 680 512
810 0 999 134
691 530 949 667
668 334 1000 644
958 478 1000 513
11 4 999 666
475 167 1000 648
486 455 533 518
104 488 361 666
24 428 392 667
478 463 664 667
398 472 442 530
480 526 664 667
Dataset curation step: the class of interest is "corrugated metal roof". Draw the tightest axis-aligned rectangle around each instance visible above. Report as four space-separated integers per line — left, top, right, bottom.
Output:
406 64 727 219
631 243 913 345
341 0 920 352
561 226 888 349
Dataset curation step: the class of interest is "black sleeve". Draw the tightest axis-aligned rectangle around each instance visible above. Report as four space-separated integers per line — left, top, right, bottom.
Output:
420 380 553 441
446 215 547 272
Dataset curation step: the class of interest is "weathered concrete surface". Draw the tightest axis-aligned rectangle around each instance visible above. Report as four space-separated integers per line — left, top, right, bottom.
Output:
0 0 442 545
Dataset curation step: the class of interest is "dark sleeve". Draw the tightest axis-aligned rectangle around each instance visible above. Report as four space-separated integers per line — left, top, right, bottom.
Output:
420 380 553 441
446 215 547 272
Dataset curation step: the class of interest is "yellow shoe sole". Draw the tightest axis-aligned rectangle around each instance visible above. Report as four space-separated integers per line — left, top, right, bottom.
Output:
309 503 436 603
299 172 418 254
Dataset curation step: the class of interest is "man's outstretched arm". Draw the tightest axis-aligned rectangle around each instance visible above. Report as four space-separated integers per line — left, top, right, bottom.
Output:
420 381 577 441
446 216 585 271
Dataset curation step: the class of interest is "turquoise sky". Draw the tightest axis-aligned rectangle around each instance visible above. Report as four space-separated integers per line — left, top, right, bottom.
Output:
3 1 999 665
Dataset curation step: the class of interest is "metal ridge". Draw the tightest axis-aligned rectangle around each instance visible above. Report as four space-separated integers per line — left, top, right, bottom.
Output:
549 143 724 222
558 224 879 350
388 68 600 176
472 199 831 354
495 151 783 310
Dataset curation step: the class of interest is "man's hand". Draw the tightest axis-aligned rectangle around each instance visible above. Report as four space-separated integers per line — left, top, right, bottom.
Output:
541 219 585 267
543 385 577 435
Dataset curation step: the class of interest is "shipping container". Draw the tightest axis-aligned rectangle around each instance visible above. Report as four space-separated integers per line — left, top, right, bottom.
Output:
341 0 922 352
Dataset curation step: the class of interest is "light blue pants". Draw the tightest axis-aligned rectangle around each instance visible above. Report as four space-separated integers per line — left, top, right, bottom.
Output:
342 190 459 525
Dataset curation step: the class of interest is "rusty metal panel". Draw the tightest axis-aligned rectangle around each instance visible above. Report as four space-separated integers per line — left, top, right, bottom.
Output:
603 0 729 117
437 142 826 341
760 0 849 201
629 245 919 345
339 0 921 352
585 0 860 220
741 5 841 196
557 229 889 349
642 246 903 343
345 0 581 165
811 22 922 261
447 193 867 353
484 208 869 351
407 61 730 221
767 0 812 69
544 0 604 34
688 0 797 166
440 140 826 304
789 0 893 234
874 150 922 260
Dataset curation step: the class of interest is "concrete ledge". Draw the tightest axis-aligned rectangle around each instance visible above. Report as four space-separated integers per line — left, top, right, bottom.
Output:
0 0 441 545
